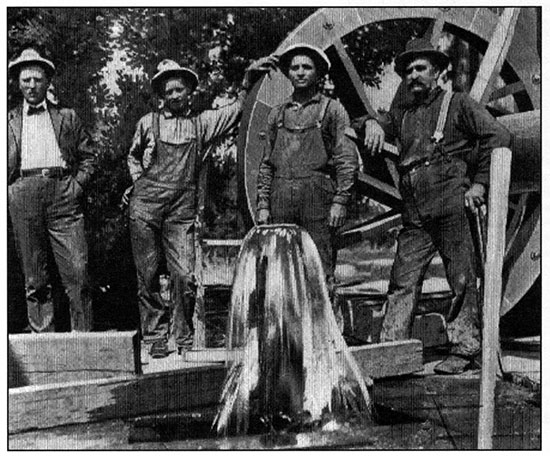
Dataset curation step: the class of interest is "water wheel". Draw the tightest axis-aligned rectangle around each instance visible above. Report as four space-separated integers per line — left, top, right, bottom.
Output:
237 7 540 316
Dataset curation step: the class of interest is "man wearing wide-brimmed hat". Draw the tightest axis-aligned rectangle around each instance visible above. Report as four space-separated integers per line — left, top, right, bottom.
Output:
8 48 96 332
126 55 276 358
256 43 358 289
354 37 511 374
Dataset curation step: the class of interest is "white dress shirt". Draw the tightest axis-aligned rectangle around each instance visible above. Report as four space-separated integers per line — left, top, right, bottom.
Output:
21 99 66 170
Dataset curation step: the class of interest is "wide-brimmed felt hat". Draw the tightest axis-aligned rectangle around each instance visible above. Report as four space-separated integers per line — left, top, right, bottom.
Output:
279 44 331 77
9 48 56 78
151 59 199 95
394 38 449 77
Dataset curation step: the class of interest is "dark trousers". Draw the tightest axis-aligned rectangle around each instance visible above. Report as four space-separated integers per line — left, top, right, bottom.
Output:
270 174 336 280
380 162 481 356
8 176 93 332
129 207 195 347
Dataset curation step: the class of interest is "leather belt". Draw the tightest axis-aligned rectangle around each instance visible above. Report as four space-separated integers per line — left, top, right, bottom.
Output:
398 155 446 175
20 167 69 178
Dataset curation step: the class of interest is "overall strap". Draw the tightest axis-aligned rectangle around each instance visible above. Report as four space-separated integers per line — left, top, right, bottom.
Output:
316 96 331 128
431 90 454 144
152 112 160 143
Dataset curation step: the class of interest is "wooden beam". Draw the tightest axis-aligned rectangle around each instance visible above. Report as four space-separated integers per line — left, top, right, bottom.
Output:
488 81 525 102
469 8 521 105
337 212 402 249
8 331 140 388
184 340 423 380
9 365 227 434
350 340 423 379
356 172 402 209
331 40 399 158
478 147 512 449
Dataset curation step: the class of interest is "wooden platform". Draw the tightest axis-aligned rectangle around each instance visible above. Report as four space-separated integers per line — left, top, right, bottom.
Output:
9 331 140 387
9 337 422 434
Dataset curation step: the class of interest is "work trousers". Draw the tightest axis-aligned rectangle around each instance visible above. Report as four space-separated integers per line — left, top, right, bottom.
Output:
8 175 93 332
270 174 336 280
129 200 195 347
380 159 481 356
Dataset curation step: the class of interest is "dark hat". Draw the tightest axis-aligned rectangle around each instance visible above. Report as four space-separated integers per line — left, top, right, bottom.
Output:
394 38 449 77
151 59 199 95
279 44 331 77
8 48 55 78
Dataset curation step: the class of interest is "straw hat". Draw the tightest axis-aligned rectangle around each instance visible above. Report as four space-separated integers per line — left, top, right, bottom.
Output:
9 48 56 78
279 44 331 77
394 37 449 77
151 59 199 95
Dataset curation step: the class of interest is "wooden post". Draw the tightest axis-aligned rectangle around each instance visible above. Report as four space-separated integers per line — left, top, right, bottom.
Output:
477 147 512 449
193 154 210 349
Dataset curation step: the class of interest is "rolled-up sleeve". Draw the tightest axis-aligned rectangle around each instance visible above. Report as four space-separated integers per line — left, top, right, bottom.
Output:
127 115 153 183
327 101 358 206
198 91 246 149
256 108 278 211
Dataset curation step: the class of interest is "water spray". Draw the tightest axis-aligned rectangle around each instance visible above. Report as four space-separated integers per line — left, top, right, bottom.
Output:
214 224 372 435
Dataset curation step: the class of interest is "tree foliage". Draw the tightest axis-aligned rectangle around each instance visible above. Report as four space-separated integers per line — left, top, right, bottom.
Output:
7 7 442 330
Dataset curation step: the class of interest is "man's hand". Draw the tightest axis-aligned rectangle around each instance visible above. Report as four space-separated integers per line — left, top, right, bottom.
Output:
243 55 279 89
465 183 486 211
328 203 347 229
256 208 271 225
364 119 385 155
121 185 134 207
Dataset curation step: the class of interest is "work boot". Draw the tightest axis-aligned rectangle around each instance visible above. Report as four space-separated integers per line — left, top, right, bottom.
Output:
433 354 478 375
149 340 169 358
177 332 195 355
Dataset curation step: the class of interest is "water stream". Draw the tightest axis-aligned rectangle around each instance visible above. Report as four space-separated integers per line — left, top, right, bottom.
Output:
214 224 372 435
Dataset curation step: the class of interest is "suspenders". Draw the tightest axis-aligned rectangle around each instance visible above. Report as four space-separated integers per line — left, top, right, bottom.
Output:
431 89 454 144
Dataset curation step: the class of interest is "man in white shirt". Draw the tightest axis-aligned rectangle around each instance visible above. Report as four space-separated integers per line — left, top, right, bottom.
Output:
8 48 96 332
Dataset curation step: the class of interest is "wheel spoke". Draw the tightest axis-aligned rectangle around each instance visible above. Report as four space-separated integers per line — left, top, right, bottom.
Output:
488 80 525 103
331 39 399 160
469 8 521 105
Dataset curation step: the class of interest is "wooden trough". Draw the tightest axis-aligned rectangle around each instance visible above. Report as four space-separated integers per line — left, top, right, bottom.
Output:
8 330 422 434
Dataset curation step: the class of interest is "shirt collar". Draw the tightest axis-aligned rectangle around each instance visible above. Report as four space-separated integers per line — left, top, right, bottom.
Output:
284 91 323 108
409 86 443 109
23 99 48 114
162 108 191 119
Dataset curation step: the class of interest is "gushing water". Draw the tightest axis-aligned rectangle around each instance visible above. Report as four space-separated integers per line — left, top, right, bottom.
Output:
214 224 372 435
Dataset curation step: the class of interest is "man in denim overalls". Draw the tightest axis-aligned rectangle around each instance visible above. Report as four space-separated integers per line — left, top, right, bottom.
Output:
355 38 511 374
127 57 276 357
256 44 358 289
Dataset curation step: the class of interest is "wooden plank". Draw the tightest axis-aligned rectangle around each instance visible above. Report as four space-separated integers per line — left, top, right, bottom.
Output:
350 340 423 379
193 155 209 348
478 147 512 449
186 340 423 380
488 81 525 102
9 365 227 434
331 40 399 158
356 171 402 208
338 212 401 248
412 313 448 348
8 331 140 388
469 8 521 105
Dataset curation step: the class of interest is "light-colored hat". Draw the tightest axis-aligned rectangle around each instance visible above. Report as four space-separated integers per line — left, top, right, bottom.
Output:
151 59 199 95
8 48 56 78
279 44 331 77
394 37 449 77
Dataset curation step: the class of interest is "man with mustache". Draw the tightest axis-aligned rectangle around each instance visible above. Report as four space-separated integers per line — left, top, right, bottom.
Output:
8 48 96 332
256 44 358 292
355 38 511 374
126 56 275 358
